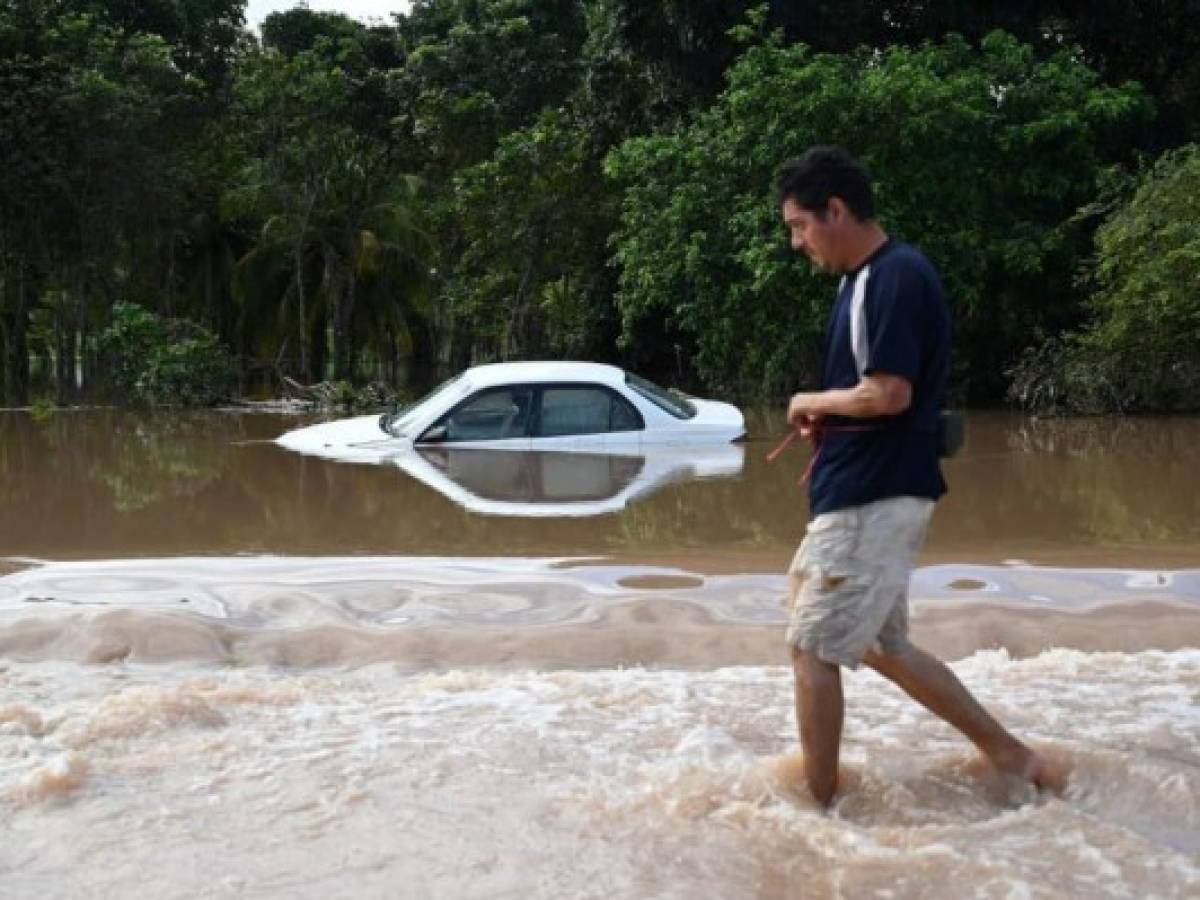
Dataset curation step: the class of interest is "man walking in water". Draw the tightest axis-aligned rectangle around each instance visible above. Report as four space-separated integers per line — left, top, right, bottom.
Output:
778 146 1045 806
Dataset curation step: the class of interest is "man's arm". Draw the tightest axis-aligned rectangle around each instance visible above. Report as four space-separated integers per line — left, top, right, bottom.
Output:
788 372 912 428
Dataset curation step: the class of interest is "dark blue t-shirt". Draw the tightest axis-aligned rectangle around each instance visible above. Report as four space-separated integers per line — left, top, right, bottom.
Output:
808 239 950 517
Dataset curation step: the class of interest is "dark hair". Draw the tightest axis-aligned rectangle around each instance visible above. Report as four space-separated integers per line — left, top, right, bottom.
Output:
775 146 875 220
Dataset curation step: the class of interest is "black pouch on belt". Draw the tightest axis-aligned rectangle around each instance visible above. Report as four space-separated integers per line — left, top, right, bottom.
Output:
937 409 965 458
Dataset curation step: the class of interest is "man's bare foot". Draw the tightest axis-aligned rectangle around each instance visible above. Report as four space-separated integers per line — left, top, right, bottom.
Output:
983 745 1069 796
773 754 861 808
1021 751 1070 796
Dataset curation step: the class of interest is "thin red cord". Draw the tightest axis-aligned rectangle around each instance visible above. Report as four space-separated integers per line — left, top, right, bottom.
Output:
766 423 874 485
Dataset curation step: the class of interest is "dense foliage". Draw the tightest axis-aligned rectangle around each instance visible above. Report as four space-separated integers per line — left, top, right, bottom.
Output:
608 29 1148 399
98 302 234 406
1 0 1198 410
1010 144 1200 412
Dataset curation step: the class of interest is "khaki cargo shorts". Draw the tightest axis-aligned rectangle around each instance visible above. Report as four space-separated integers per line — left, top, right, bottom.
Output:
785 496 934 669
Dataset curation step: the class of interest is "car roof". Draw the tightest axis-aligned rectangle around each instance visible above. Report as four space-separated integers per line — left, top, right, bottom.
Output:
463 361 627 390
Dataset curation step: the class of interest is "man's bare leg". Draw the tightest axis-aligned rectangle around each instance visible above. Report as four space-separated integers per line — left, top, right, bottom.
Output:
862 644 1043 782
791 646 844 806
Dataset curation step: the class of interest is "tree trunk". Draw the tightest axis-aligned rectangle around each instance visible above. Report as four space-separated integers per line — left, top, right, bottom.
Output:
292 188 320 381
163 232 176 318
4 269 32 406
334 236 358 381
72 292 89 401
56 271 85 402
293 245 309 380
56 319 78 400
204 245 215 335
506 247 536 360
309 307 328 384
79 315 94 399
4 316 30 406
55 306 71 403
407 315 436 393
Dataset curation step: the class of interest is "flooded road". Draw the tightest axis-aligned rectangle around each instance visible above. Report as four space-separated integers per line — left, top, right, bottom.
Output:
1 409 1198 898
5 652 1198 899
1 408 1199 566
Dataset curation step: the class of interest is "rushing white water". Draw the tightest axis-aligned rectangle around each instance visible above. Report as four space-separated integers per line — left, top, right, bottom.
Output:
2 557 1199 898
2 654 1198 898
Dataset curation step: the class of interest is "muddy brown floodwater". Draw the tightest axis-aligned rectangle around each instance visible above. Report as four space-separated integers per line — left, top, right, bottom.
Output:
1 408 1199 566
1 408 1198 898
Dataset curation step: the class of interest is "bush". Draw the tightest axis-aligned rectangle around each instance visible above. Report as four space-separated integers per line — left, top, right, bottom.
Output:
29 397 57 421
1078 144 1200 411
1010 144 1200 413
299 379 400 411
1009 336 1200 414
98 302 166 397
99 303 235 407
1007 337 1131 414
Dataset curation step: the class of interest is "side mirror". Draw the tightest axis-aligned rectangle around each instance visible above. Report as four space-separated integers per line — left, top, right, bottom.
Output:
418 425 448 444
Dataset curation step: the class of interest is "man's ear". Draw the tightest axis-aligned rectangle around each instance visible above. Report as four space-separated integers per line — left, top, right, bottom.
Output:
826 196 847 224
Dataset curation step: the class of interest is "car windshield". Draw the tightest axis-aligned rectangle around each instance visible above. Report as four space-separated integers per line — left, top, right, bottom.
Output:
384 374 465 435
624 372 697 420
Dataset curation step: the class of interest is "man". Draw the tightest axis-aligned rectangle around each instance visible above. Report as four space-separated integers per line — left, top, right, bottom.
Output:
777 146 1045 806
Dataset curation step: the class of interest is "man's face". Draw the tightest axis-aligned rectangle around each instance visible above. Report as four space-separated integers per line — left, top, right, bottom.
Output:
782 198 844 272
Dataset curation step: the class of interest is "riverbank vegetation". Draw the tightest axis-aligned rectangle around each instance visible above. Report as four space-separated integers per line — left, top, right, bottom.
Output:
2 1 1198 411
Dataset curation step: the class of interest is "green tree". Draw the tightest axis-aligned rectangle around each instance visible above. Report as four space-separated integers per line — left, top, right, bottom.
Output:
228 43 353 379
229 34 431 384
446 108 617 361
345 176 435 384
0 2 201 404
79 0 247 90
1045 1 1200 147
396 0 587 172
606 28 1149 400
389 0 592 377
1090 145 1200 357
1011 144 1200 412
261 6 365 57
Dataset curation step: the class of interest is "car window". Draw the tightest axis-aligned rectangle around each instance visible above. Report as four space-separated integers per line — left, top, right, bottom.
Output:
610 392 641 432
537 386 642 437
436 386 533 442
384 373 464 435
624 372 697 420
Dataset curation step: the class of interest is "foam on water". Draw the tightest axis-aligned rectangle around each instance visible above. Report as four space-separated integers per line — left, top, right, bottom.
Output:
9 751 89 803
2 557 1199 896
1 652 1197 898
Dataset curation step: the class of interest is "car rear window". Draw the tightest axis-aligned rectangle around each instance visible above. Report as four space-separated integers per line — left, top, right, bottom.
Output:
624 372 697 420
538 386 642 436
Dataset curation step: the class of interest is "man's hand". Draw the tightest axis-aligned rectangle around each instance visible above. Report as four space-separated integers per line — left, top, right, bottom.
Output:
788 393 823 437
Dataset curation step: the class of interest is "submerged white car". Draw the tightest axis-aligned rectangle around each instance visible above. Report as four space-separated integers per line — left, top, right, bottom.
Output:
276 361 745 456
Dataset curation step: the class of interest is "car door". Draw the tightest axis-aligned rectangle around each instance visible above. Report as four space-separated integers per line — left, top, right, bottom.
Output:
417 385 534 450
532 384 643 451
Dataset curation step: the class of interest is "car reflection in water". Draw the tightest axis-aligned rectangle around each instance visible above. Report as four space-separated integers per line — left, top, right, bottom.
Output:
396 444 744 517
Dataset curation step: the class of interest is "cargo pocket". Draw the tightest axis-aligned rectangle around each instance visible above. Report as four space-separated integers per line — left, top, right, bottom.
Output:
800 509 862 592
